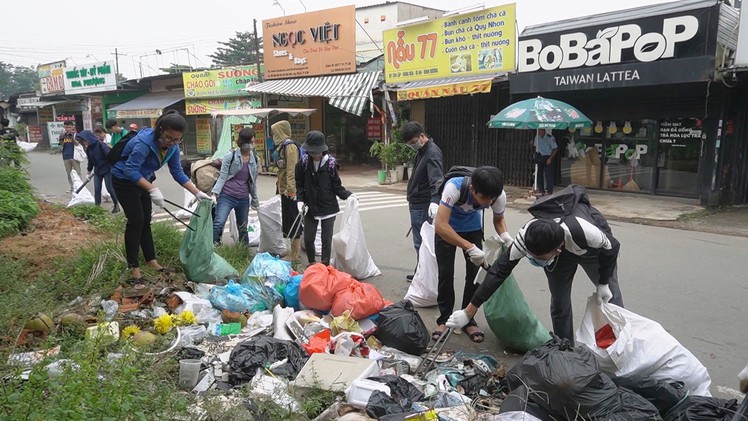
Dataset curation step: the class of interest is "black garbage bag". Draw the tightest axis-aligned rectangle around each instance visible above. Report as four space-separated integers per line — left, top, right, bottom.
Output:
228 336 308 385
366 390 409 419
457 373 489 397
365 375 424 418
499 385 554 421
664 395 740 421
506 335 661 420
375 300 430 355
614 377 687 416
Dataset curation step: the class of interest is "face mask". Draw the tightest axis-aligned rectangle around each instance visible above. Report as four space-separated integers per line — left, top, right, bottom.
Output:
240 143 253 152
408 141 423 151
526 254 555 267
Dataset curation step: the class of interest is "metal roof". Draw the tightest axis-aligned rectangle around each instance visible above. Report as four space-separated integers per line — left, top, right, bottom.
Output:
108 90 184 112
521 0 720 37
386 72 507 90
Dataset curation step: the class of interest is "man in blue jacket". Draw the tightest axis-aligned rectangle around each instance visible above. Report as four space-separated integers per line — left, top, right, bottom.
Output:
59 120 81 192
75 129 120 213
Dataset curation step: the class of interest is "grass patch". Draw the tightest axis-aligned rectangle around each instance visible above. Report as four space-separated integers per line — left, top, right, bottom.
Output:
676 207 720 221
151 221 185 272
216 243 254 274
66 204 125 234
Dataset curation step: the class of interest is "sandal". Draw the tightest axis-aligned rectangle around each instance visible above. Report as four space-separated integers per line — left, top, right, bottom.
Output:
432 325 447 342
462 326 485 343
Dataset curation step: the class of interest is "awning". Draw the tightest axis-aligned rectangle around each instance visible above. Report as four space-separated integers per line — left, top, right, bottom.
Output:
388 72 507 101
108 91 184 119
17 100 71 109
242 71 380 117
211 108 317 118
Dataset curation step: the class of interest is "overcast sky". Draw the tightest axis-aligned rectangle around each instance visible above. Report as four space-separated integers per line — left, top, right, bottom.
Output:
0 0 675 79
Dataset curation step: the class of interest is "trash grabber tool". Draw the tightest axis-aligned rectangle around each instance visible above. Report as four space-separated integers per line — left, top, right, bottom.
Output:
414 328 452 379
406 227 412 238
74 177 92 194
163 198 199 216
162 207 196 231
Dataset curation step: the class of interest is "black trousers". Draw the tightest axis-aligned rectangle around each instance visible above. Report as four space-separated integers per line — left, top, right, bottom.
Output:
113 178 156 269
435 229 483 326
545 250 624 343
304 213 336 265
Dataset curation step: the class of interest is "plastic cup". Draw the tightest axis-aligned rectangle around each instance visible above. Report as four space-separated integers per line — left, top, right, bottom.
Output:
178 359 201 390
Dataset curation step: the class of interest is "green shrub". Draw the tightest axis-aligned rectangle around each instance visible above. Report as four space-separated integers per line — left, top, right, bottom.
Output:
0 142 28 167
0 190 39 238
0 166 34 194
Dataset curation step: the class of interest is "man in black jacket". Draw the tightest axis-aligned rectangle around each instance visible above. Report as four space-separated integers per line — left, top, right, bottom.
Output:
403 121 443 281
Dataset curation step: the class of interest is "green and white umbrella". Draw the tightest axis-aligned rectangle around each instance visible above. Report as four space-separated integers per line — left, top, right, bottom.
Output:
488 96 592 130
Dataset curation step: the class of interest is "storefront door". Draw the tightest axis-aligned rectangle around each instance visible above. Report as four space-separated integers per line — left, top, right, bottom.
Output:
655 118 703 196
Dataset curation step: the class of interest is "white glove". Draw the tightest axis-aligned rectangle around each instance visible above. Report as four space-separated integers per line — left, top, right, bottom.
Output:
428 203 439 219
739 363 748 393
86 173 94 181
466 244 486 267
194 191 212 201
596 284 613 304
297 201 305 214
499 232 514 247
446 310 470 329
148 187 164 208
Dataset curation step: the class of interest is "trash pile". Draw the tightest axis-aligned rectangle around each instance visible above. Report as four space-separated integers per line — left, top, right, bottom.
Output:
7 205 747 420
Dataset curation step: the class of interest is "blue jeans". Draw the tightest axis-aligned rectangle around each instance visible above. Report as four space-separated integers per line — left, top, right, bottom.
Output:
213 194 249 245
94 173 118 206
409 202 431 255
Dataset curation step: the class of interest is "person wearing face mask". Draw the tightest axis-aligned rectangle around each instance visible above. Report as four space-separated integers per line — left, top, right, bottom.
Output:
403 121 443 281
211 128 260 246
111 110 211 286
447 214 624 344
295 131 353 266
432 166 510 343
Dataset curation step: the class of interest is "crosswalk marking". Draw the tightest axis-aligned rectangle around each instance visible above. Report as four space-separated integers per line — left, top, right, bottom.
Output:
152 190 407 232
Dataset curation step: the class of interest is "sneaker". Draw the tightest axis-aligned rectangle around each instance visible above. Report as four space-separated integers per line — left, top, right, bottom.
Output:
112 206 121 214
406 274 414 282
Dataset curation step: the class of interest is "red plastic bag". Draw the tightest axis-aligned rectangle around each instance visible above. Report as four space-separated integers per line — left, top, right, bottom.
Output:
595 323 616 349
330 281 385 320
303 329 331 355
299 264 354 311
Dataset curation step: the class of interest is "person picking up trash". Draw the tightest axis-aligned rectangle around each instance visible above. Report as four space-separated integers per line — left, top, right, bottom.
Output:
295 131 354 267
433 166 512 343
211 127 260 246
75 129 120 213
446 185 624 344
111 110 211 286
271 120 303 262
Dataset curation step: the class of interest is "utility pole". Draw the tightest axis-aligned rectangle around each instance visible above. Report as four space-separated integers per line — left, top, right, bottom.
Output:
111 48 127 86
253 19 262 82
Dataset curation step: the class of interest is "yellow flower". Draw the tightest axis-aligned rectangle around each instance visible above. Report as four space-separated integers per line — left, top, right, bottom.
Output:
154 314 175 334
175 311 197 326
122 325 141 339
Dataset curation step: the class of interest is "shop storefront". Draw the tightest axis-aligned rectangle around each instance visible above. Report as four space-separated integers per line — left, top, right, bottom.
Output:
509 0 739 204
244 5 380 164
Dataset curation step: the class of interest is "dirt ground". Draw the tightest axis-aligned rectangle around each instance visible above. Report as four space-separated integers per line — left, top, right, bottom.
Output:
0 202 110 278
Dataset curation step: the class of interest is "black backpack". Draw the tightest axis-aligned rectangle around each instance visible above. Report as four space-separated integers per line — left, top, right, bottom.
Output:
107 130 139 165
434 165 476 206
527 184 613 248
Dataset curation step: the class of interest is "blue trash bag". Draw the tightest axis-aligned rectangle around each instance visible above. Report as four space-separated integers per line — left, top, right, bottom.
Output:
242 279 284 313
283 275 303 310
209 279 251 312
243 252 292 288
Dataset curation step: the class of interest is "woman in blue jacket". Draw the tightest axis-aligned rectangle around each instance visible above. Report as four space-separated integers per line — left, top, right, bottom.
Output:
75 129 120 213
111 110 210 285
211 128 260 246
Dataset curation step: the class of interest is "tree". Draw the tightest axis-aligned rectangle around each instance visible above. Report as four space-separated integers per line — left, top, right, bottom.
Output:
0 62 38 99
209 31 263 67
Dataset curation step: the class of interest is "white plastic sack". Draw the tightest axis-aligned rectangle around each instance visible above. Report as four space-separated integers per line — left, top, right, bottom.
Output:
66 170 95 208
404 222 438 307
175 188 198 218
16 141 37 152
491 412 544 421
332 196 381 279
229 212 261 247
258 195 288 256
576 295 712 396
100 180 112 202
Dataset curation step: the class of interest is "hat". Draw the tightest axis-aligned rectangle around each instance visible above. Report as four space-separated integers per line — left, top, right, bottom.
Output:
129 123 138 130
302 131 328 154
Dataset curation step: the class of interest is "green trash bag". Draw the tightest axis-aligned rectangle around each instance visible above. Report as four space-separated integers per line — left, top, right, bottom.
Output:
481 241 552 352
179 200 238 283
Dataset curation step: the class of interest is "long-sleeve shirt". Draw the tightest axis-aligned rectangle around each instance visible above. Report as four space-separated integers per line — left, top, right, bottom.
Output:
110 128 188 185
470 217 620 308
406 139 443 204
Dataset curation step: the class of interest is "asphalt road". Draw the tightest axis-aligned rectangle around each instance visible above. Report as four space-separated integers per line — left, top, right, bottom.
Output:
25 150 748 399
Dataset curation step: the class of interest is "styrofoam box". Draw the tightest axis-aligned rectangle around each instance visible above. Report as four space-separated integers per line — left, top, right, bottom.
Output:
345 378 391 409
294 353 379 392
